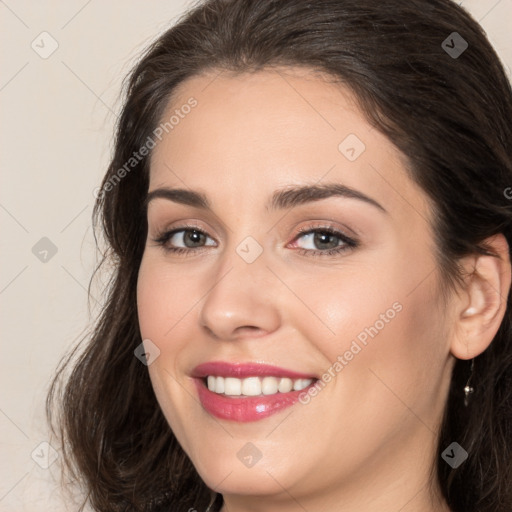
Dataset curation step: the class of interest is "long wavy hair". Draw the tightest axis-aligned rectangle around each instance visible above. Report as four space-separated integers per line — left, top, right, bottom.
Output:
46 0 512 510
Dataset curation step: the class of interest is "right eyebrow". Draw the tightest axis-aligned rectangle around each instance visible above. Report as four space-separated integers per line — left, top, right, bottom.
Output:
144 188 210 210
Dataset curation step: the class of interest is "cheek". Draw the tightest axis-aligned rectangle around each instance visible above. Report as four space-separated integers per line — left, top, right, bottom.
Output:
136 257 197 442
136 257 192 345
297 250 447 415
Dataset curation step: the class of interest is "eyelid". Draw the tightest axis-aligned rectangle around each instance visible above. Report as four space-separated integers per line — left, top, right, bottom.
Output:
290 219 357 240
152 219 216 238
147 207 227 239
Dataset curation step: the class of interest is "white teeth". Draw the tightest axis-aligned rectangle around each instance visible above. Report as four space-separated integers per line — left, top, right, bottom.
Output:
261 376 278 395
215 376 224 394
241 377 261 396
293 379 312 391
205 376 314 396
278 377 293 393
224 377 242 396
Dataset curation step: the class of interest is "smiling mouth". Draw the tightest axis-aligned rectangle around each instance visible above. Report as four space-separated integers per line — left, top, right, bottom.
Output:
192 361 319 421
204 375 316 396
194 374 319 422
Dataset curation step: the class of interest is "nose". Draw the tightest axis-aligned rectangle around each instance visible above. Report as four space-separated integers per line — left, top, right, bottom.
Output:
198 244 282 341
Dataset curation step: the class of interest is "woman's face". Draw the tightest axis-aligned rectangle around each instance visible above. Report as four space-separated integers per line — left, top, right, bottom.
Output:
137 68 456 509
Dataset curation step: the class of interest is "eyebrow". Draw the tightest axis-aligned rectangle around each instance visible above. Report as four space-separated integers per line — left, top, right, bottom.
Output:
144 182 387 214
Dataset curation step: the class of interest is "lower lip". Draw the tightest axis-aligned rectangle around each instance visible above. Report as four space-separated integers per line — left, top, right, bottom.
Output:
194 378 315 422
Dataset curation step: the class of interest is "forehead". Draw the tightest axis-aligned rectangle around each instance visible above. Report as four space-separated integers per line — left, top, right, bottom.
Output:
148 67 431 223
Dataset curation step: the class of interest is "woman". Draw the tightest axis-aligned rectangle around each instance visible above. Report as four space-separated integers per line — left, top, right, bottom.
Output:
47 0 512 511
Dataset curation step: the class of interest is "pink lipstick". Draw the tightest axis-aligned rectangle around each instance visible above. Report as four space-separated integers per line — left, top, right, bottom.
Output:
192 361 318 422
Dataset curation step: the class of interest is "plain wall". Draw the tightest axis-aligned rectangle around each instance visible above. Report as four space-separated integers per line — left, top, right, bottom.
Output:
0 1 510 510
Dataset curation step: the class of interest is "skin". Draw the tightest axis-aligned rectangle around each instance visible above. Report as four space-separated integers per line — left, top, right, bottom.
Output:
136 67 511 512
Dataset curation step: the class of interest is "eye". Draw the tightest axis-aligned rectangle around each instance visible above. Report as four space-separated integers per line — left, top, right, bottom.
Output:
290 225 358 257
152 224 216 254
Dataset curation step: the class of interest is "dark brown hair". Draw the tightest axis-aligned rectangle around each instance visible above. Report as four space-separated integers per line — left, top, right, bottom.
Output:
47 0 512 510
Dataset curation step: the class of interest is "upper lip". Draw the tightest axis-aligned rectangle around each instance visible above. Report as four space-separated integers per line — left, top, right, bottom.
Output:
192 361 318 380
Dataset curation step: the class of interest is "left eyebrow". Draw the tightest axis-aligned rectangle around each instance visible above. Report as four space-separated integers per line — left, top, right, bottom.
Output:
266 182 387 213
144 182 387 214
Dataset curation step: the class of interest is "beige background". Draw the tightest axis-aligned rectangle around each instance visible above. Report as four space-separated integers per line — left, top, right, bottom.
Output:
0 1 510 510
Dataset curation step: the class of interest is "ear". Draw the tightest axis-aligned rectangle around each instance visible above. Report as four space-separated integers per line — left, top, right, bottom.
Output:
450 233 511 360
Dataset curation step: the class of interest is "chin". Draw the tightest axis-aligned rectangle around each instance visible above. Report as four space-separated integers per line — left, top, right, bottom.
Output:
196 461 293 497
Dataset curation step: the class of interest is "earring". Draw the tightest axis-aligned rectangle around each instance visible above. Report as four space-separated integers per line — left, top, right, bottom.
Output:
463 358 475 407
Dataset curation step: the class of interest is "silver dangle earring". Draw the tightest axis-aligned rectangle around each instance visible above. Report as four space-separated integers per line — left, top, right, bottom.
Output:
464 358 475 407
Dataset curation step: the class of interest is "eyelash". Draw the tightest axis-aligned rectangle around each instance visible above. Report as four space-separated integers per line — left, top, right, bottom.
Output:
152 223 359 258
